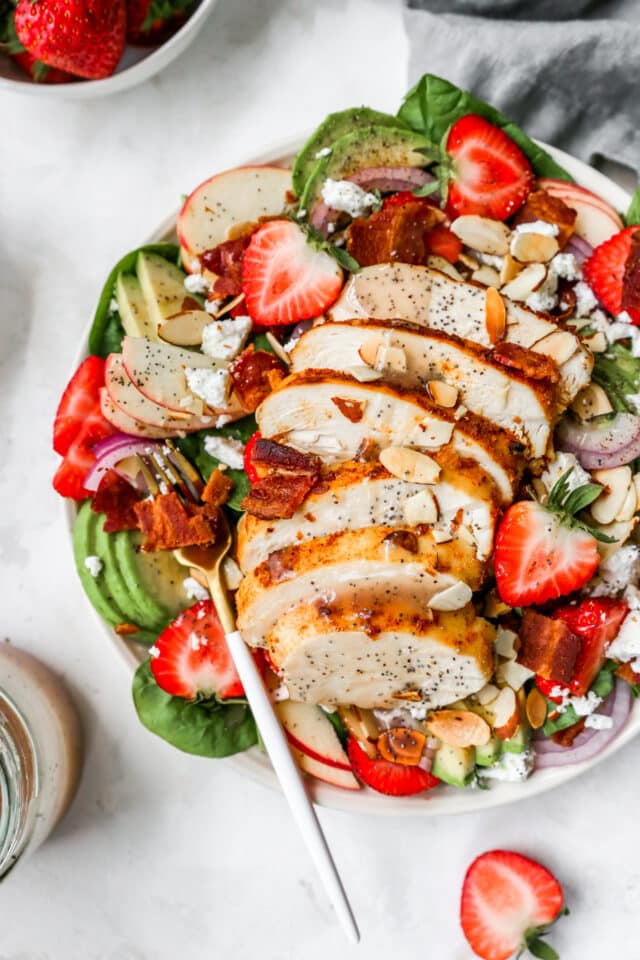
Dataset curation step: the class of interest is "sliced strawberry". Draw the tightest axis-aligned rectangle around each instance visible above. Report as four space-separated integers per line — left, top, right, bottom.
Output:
461 850 565 960
150 600 244 700
243 430 261 484
445 114 533 221
535 676 568 704
53 356 106 456
424 224 463 264
583 226 640 324
12 51 74 83
241 220 343 327
52 404 113 501
347 736 439 796
554 598 629 696
382 190 434 209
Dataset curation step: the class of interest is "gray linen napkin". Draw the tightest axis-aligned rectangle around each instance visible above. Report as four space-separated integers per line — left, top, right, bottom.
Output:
404 0 639 185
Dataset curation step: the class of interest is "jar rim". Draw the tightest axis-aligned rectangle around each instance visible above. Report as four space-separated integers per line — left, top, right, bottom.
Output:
0 690 38 878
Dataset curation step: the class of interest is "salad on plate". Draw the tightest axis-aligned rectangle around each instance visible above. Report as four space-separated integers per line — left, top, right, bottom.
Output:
53 73 640 799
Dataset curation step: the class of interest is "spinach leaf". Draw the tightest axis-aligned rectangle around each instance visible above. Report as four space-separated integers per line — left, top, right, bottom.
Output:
132 660 257 758
398 74 574 183
175 414 257 512
625 186 640 227
88 242 181 357
592 341 640 414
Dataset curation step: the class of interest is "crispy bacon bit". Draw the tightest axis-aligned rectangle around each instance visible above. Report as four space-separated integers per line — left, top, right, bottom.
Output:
331 396 365 422
383 530 419 553
551 719 586 747
201 231 256 299
202 468 233 510
518 609 581 684
230 345 287 413
240 474 315 520
513 189 577 248
115 622 141 636
492 341 560 383
615 661 640 685
251 438 321 478
622 230 640 313
346 200 443 268
91 470 141 532
134 492 217 552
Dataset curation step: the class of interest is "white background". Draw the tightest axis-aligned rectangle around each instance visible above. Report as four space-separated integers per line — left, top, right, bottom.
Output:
1 1 638 957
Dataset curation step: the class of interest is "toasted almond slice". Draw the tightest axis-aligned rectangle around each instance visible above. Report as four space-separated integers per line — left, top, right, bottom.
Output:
496 659 534 691
485 286 506 344
412 415 455 449
222 556 244 591
500 263 547 302
379 446 441 484
338 706 379 758
427 580 472 612
346 365 383 382
477 683 500 706
426 255 463 280
531 329 577 365
376 344 408 373
570 384 613 420
472 265 502 288
490 686 520 741
595 518 638 560
526 687 548 730
377 727 427 766
158 309 210 346
591 466 633 525
454 404 468 420
458 251 480 270
450 215 511 255
584 331 607 353
428 380 458 408
358 335 384 367
495 627 518 659
427 709 491 748
634 474 640 512
500 252 522 285
616 482 638 523
403 488 438 525
266 332 291 366
214 292 245 318
510 231 559 264
432 526 453 544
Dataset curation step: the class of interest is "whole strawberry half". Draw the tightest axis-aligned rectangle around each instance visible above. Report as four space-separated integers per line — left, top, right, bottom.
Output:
15 0 126 80
126 0 193 45
583 226 640 324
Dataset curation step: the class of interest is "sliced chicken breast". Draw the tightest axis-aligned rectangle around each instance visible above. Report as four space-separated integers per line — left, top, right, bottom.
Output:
236 453 500 571
256 370 523 502
328 263 592 403
290 319 556 457
236 526 483 647
267 600 495 709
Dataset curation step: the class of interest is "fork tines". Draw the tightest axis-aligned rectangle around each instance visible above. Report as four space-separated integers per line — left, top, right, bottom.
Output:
135 440 205 506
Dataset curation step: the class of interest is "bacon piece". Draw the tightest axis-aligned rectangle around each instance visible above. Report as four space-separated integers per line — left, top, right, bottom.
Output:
91 470 141 532
230 345 287 413
513 189 576 248
551 718 586 747
622 230 640 313
134 492 217 552
346 200 443 268
251 438 321 479
201 232 255 299
517 609 581 684
202 468 233 511
491 341 559 383
240 474 315 520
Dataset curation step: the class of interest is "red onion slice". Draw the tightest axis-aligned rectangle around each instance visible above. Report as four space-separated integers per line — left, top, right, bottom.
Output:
565 234 594 263
85 434 157 492
535 680 632 769
556 412 640 470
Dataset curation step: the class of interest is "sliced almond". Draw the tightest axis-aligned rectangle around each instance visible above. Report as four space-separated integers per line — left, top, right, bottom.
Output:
432 526 453 544
526 687 548 730
265 332 291 366
376 344 407 373
495 627 518 659
595 518 638 560
426 255 463 280
500 252 523 285
403 488 438 525
510 231 559 264
584 331 607 353
450 215 510 256
214 292 245 319
634 474 640 512
496 659 534 691
454 404 468 420
358 335 384 367
222 556 243 591
346 365 383 382
476 683 500 707
531 329 577 366
413 415 455 450
427 580 472 612
458 251 480 270
500 263 547 302
591 466 633 525
485 287 506 344
490 686 520 741
426 709 491 748
158 310 210 346
472 265 502 288
616 482 638 522
570 384 613 421
377 727 427 766
379 446 441 484
428 380 458 408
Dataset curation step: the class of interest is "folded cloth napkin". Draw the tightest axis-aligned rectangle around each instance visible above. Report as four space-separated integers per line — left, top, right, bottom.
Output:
404 0 639 180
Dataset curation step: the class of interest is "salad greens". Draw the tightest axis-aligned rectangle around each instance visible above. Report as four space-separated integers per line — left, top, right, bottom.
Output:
592 341 640 414
625 186 640 227
542 664 616 736
176 414 257 512
398 74 574 183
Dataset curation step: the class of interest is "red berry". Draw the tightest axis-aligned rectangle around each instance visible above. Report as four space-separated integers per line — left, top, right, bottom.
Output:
583 226 640 324
347 736 439 796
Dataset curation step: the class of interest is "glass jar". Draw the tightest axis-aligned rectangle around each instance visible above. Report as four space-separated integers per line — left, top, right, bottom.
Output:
0 644 83 879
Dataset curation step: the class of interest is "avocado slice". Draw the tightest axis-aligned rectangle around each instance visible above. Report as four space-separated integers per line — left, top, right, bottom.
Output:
73 502 129 627
115 273 158 342
136 251 196 331
299 125 431 214
117 531 190 626
502 722 531 755
292 107 408 197
475 736 503 768
431 743 476 787
94 518 158 630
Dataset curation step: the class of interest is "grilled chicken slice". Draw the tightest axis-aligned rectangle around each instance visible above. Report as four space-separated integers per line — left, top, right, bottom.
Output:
256 370 523 502
235 526 484 648
236 453 500 572
328 263 592 403
266 599 495 709
290 319 556 457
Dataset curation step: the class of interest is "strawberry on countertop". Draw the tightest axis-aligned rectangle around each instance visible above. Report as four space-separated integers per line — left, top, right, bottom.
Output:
461 850 566 960
583 226 640 324
347 735 440 796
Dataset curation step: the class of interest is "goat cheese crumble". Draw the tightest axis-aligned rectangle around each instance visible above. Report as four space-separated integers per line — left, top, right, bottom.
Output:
185 367 230 409
183 576 209 602
541 452 591 495
478 749 534 782
574 280 599 317
607 608 640 668
514 220 559 237
321 178 378 218
84 555 102 577
585 713 614 730
203 435 245 470
184 272 210 295
201 315 252 360
591 545 640 597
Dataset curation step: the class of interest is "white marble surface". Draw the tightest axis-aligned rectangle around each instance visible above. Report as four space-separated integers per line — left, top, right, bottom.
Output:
1 1 637 956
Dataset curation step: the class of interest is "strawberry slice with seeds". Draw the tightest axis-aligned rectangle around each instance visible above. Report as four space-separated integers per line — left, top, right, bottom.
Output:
553 598 629 696
347 736 439 796
241 220 343 327
424 224 463 264
461 850 566 960
150 600 244 700
583 226 640 324
53 403 113 500
243 430 261 484
53 355 106 456
445 114 534 221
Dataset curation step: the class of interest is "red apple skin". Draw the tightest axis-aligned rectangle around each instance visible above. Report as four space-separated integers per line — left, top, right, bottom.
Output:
284 728 353 772
537 178 623 227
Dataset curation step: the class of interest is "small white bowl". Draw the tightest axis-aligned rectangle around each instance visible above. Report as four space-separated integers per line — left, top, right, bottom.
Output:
0 0 219 99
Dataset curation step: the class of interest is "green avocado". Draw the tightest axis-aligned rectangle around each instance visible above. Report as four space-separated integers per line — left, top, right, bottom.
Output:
118 531 191 627
502 722 531 755
475 736 503 768
93 518 156 630
115 272 158 342
292 107 408 197
299 125 431 214
431 743 476 788
73 502 129 627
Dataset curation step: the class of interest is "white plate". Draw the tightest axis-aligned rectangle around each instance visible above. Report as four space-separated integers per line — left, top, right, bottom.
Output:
64 134 636 816
0 0 218 99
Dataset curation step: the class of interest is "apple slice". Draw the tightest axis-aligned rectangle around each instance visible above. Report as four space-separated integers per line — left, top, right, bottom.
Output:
115 273 158 341
538 178 624 223
178 165 292 267
276 700 359 789
105 354 208 431
100 388 177 440
121 336 215 416
537 178 623 248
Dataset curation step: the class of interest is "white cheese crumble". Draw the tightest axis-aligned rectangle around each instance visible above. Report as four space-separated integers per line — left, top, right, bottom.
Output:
514 220 559 237
574 280 599 317
591 545 640 597
541 451 591 495
585 713 614 730
184 272 210 295
550 252 582 282
83 555 102 577
607 609 640 665
204 298 223 316
203 434 245 470
315 147 332 158
321 178 378 218
183 576 209 602
185 367 230 409
201 315 252 361
478 749 534 782
570 691 603 716
607 320 640 358
526 271 559 312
